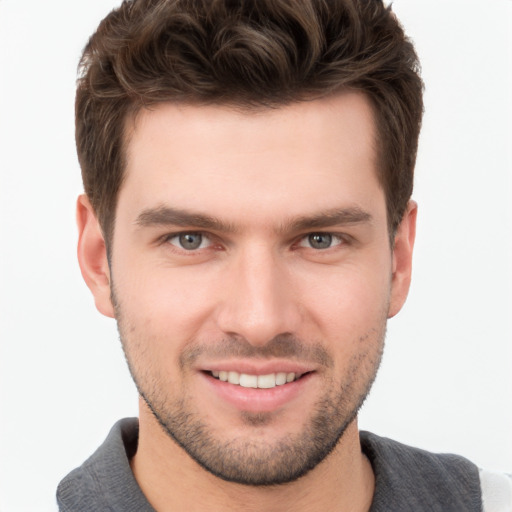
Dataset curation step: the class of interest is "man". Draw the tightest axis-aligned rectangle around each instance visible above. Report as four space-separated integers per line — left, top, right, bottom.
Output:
56 0 510 510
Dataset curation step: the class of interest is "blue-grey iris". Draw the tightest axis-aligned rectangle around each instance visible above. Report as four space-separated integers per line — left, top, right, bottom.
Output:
180 233 203 250
308 233 332 249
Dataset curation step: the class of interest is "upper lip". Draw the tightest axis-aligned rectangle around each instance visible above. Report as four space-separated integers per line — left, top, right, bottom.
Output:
197 359 316 376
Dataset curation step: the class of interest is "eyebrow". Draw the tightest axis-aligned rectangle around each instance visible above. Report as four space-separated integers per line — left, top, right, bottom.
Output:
135 206 238 233
280 207 373 234
135 205 372 234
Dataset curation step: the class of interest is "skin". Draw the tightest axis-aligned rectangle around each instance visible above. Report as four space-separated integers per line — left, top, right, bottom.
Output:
77 91 416 512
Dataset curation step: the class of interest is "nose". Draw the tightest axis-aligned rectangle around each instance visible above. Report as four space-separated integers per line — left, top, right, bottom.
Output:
215 244 301 346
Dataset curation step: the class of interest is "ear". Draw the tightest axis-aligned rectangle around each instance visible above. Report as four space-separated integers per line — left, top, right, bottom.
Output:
388 201 417 318
76 195 115 318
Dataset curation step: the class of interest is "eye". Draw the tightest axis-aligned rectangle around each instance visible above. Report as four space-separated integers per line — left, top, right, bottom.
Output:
167 232 211 251
299 233 343 250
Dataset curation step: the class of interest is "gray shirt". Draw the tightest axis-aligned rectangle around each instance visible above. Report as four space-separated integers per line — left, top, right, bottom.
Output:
56 418 482 511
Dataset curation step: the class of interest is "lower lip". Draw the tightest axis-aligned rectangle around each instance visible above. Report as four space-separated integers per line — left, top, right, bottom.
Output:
201 372 313 413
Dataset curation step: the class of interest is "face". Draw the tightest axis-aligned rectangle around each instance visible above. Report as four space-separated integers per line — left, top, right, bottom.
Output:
79 92 415 485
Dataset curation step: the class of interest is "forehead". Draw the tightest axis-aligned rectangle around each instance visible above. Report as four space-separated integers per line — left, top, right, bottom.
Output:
120 92 383 226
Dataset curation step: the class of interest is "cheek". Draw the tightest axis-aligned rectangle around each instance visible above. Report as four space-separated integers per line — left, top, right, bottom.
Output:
113 263 221 340
296 260 392 333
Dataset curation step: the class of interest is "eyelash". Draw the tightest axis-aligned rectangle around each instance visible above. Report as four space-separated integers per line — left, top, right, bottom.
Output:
161 231 213 251
159 231 350 253
297 233 346 250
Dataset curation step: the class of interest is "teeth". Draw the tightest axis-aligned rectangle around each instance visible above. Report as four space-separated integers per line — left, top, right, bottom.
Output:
227 371 240 385
239 374 258 388
275 372 287 385
257 374 276 389
211 371 298 388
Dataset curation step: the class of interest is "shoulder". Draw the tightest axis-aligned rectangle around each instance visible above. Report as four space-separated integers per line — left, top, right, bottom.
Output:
56 418 153 512
360 431 482 511
361 431 512 512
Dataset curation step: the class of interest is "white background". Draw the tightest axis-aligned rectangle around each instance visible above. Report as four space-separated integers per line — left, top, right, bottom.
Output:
0 1 511 510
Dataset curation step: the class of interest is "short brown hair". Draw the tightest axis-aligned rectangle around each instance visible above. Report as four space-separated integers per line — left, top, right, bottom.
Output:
76 0 423 243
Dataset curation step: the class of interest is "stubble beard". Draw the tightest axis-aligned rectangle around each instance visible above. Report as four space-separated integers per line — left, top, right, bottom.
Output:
114 297 385 486
138 374 380 486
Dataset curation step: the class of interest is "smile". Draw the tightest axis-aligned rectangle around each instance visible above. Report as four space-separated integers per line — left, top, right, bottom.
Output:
210 370 302 389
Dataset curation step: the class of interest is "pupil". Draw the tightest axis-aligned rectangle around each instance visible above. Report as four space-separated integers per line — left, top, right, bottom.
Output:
180 233 202 250
309 233 332 249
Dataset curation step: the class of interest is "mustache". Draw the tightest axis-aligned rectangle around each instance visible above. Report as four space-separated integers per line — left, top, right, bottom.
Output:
180 334 333 369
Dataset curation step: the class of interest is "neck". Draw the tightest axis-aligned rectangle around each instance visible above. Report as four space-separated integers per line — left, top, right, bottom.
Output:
131 402 374 512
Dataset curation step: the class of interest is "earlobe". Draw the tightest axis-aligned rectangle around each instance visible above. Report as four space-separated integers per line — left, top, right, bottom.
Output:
76 195 115 318
388 201 417 318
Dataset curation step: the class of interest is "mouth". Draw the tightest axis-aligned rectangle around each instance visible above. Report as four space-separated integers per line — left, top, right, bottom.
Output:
208 370 306 389
200 366 315 413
